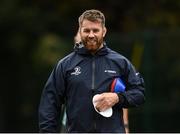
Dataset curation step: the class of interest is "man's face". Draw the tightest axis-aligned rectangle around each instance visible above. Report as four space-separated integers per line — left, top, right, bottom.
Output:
79 19 106 53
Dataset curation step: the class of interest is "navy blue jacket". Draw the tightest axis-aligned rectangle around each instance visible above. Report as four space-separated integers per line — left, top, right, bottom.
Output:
39 43 145 133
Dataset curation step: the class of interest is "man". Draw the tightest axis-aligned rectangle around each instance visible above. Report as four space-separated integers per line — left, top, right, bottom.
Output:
74 31 130 133
39 9 145 133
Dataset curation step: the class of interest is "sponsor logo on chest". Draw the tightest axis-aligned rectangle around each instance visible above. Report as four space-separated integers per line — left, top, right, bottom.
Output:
104 70 117 74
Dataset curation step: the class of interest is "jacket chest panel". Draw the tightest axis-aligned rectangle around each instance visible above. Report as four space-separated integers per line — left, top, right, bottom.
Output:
65 57 123 94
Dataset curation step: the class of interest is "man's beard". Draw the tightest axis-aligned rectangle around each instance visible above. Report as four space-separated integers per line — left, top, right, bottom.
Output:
81 37 104 53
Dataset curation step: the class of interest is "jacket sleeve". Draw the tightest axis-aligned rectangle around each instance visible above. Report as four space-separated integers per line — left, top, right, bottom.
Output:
117 60 145 108
38 62 66 132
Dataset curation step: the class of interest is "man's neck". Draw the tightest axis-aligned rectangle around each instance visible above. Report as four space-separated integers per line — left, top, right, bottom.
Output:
90 43 104 55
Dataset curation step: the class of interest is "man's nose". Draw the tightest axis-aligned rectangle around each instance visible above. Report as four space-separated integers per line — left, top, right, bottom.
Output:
88 31 95 38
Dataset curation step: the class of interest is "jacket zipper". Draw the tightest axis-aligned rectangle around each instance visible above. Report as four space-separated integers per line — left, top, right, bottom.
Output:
91 57 97 131
92 58 95 90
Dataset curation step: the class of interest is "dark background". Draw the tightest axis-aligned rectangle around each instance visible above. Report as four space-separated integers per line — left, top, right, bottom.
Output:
0 0 179 132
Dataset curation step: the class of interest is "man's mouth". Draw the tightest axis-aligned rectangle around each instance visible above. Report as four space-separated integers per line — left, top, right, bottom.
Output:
87 39 96 44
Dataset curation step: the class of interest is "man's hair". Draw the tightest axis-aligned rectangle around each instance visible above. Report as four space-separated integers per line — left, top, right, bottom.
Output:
78 9 105 27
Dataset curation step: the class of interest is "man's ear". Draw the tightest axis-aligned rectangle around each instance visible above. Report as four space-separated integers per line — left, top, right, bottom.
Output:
103 27 107 37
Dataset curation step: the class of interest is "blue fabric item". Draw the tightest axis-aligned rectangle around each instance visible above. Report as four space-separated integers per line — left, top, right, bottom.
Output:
114 78 125 92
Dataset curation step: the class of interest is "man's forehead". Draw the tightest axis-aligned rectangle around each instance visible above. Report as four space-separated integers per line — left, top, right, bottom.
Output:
80 19 103 28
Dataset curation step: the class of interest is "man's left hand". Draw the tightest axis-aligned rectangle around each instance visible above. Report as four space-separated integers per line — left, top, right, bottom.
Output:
94 92 119 112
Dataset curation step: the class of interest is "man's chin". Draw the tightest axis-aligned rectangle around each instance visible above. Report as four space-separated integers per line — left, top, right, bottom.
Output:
87 42 96 46
86 46 100 53
86 44 97 49
87 47 96 51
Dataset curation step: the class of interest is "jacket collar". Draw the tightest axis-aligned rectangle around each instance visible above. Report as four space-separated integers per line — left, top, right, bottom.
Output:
74 42 108 56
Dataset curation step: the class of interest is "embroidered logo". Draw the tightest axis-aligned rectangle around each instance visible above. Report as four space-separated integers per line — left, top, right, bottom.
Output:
71 66 81 75
104 70 117 74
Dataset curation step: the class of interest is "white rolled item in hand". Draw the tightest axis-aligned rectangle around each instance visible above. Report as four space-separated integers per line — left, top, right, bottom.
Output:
92 94 113 118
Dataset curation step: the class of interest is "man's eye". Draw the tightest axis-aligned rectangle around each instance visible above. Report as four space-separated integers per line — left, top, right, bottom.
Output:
83 29 90 33
93 29 99 33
